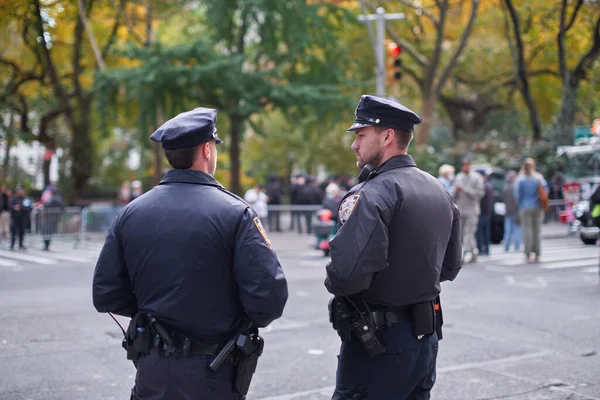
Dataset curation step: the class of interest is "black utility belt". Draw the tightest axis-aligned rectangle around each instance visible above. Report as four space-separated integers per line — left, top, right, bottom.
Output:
149 332 221 357
368 307 411 330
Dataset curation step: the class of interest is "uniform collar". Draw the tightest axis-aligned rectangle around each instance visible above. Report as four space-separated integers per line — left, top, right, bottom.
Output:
159 169 223 187
375 154 416 174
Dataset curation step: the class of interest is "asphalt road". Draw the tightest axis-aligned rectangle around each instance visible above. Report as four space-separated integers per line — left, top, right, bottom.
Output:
0 227 599 400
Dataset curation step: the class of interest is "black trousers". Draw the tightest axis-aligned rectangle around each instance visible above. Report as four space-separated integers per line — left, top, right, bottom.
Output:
332 322 438 400
10 220 25 248
131 349 244 400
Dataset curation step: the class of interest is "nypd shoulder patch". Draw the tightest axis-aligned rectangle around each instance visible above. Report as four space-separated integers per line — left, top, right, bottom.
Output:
339 194 360 224
253 217 272 248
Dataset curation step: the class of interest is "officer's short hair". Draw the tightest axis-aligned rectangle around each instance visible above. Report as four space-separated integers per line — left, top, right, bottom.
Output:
376 126 413 150
164 146 198 169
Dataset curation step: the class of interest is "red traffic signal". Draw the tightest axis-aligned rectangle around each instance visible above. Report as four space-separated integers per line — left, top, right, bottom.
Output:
388 43 402 57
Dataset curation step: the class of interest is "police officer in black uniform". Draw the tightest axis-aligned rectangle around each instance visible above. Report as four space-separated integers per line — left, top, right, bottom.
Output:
92 107 288 400
325 95 462 399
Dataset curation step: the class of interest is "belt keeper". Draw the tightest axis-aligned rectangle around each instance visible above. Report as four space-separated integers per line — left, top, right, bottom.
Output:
385 312 393 328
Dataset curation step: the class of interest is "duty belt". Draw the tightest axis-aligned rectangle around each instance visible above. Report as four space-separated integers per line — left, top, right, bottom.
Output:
150 331 222 357
369 307 411 330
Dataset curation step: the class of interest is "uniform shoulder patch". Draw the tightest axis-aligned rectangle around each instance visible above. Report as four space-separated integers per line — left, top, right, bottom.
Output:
253 217 272 248
339 194 360 225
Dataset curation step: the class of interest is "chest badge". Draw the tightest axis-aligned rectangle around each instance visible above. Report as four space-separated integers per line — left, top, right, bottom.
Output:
253 217 273 248
339 194 360 225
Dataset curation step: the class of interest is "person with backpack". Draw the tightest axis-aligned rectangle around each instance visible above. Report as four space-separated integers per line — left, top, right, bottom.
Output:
515 158 549 263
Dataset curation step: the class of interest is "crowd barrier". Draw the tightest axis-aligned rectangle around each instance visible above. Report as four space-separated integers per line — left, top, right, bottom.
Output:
20 200 572 248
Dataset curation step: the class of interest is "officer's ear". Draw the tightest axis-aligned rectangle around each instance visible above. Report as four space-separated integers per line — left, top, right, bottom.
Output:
201 142 211 160
382 128 395 146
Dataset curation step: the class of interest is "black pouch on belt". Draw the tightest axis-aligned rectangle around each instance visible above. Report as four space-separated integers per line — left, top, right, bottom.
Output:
410 301 435 338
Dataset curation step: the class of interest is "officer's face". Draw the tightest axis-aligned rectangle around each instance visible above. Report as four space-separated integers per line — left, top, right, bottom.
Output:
351 126 383 169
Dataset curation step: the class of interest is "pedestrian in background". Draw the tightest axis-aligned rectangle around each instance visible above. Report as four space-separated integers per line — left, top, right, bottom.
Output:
437 164 455 192
451 157 484 263
476 171 494 256
502 170 522 252
515 158 548 263
9 185 29 250
0 185 10 241
40 188 65 251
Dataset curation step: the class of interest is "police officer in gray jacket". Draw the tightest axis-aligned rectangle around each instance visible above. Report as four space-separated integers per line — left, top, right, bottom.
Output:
325 95 462 399
92 107 288 400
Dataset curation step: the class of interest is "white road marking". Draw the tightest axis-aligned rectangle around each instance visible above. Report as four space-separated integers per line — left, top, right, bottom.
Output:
0 250 56 265
505 276 548 288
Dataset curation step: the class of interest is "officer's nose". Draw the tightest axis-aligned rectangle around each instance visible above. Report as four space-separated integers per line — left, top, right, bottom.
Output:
351 139 359 151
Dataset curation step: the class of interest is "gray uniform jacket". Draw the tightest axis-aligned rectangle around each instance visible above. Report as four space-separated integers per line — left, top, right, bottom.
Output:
325 155 462 306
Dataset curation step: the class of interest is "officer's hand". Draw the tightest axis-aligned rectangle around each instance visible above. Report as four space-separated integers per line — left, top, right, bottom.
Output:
13 205 20 211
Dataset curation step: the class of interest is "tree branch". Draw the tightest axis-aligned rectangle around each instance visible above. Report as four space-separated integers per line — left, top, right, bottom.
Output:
101 0 124 61
569 14 600 87
435 0 480 95
380 0 440 28
33 0 70 108
77 0 106 71
426 0 449 92
558 0 584 80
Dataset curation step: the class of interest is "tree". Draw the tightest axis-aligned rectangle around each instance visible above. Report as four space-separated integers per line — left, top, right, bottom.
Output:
552 0 600 144
97 1 353 194
503 0 543 141
371 0 481 145
0 0 129 202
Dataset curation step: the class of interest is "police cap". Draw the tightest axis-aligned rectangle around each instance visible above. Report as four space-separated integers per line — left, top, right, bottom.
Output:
346 95 422 133
150 107 223 150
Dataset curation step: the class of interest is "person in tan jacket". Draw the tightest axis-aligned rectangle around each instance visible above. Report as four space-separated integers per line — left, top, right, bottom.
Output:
451 158 484 263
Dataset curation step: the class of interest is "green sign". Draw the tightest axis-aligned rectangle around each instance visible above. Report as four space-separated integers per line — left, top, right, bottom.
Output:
574 125 593 144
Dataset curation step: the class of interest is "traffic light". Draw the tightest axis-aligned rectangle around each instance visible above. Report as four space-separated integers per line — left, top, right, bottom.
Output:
386 42 403 84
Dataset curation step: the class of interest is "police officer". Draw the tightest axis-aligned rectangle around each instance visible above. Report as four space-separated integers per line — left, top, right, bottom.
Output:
325 95 462 399
92 107 288 400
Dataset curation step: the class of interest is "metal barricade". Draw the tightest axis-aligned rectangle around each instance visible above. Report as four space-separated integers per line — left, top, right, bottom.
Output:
80 205 124 240
30 206 84 247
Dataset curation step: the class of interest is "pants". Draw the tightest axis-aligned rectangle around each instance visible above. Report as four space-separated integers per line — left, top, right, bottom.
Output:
332 322 438 400
268 210 281 232
521 208 542 257
0 211 9 238
290 211 303 233
503 216 522 251
131 349 243 400
10 219 25 248
460 214 478 253
476 214 491 255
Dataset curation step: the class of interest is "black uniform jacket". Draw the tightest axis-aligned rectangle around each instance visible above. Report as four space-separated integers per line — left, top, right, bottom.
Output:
92 169 288 339
325 155 462 306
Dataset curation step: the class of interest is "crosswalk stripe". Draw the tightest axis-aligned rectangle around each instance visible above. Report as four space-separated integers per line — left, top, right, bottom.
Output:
540 259 599 269
0 258 18 267
0 250 57 264
498 252 596 266
25 249 93 263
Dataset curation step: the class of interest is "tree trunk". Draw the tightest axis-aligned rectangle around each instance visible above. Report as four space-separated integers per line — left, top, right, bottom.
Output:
2 113 15 182
416 94 436 146
70 99 93 203
228 114 243 195
552 78 578 145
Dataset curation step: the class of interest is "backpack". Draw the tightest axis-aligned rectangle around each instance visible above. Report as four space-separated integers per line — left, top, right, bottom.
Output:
537 181 550 212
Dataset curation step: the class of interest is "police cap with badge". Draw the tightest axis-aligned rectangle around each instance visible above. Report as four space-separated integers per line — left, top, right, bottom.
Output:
347 95 422 133
150 107 223 149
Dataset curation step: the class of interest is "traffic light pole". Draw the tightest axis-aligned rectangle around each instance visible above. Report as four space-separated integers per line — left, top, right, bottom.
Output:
358 7 405 98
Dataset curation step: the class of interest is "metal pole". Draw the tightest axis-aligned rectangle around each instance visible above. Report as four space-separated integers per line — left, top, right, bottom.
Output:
376 7 385 97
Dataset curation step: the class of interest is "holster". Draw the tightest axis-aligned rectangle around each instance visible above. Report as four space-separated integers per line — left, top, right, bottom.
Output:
123 313 152 362
328 297 352 342
234 332 264 395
